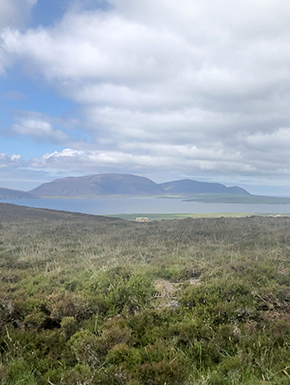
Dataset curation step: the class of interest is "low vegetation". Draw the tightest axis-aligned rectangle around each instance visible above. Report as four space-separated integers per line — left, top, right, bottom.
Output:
1 204 290 384
186 194 290 204
109 212 254 221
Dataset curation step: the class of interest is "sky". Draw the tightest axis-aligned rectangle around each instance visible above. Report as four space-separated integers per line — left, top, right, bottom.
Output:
1 0 290 195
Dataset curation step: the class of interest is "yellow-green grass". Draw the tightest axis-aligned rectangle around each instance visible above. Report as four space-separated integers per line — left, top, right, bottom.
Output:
109 212 257 221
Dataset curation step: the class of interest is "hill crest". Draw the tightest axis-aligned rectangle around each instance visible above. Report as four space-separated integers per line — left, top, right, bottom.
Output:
28 174 249 198
29 173 166 197
0 174 250 198
159 179 249 195
0 187 34 199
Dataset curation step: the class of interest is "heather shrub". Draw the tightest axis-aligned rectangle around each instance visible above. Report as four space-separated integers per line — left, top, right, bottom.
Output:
2 212 290 384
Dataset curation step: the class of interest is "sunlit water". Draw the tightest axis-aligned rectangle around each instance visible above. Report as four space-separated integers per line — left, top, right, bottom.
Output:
1 198 290 216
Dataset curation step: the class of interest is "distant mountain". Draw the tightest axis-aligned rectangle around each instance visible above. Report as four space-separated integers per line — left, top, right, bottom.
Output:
0 174 250 199
29 174 166 197
28 174 250 198
0 187 34 199
159 179 249 195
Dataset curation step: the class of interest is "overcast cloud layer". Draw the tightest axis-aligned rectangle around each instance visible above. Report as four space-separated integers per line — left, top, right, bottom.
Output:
1 0 290 193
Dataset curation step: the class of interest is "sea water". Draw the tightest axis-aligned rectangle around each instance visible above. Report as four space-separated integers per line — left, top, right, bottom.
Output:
1 198 290 216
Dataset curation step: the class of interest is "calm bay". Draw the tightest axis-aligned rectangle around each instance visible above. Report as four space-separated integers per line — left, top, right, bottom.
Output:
1 198 290 216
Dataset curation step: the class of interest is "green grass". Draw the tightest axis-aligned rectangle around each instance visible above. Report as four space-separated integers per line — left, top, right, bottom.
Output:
186 193 290 204
109 212 255 221
1 203 290 384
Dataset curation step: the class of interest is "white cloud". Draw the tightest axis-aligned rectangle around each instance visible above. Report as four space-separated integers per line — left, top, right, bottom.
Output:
0 0 37 29
0 152 22 168
6 111 70 144
243 128 290 150
3 1 290 185
28 146 258 179
0 0 37 73
30 148 158 170
0 154 53 190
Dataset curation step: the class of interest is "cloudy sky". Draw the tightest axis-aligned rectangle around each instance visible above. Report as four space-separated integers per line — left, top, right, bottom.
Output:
1 0 290 194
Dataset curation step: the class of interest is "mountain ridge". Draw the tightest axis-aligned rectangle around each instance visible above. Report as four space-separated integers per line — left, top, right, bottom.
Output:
0 187 34 199
0 173 250 199
159 179 249 195
29 174 166 197
29 173 249 198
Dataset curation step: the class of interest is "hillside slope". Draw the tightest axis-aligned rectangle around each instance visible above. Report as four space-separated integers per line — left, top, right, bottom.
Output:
0 174 250 199
159 179 249 195
0 187 34 199
0 202 125 223
29 174 166 197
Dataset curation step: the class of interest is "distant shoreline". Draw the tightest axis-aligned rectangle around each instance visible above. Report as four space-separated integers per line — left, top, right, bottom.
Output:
185 194 290 204
1 193 290 204
1 198 290 218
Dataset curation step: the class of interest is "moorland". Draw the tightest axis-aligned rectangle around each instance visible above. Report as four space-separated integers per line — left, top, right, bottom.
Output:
1 203 290 384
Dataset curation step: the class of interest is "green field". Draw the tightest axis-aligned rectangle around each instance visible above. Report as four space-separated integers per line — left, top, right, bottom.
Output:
1 203 290 384
109 212 255 221
186 194 290 204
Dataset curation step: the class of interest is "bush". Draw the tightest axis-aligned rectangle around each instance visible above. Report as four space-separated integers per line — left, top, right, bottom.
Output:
138 359 187 385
